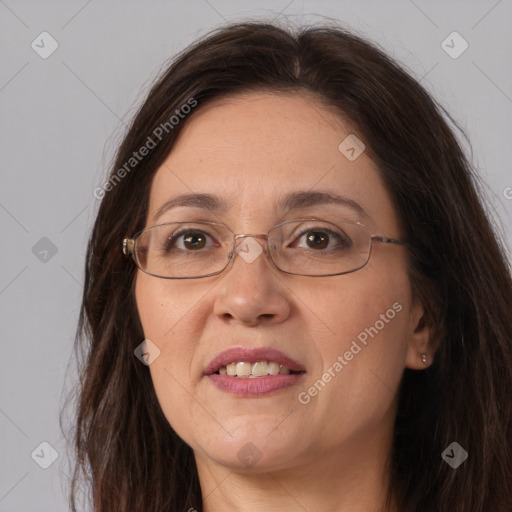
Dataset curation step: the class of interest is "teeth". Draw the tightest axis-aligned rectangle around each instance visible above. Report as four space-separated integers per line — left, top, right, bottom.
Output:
268 361 280 375
216 360 296 377
251 361 268 376
236 362 252 377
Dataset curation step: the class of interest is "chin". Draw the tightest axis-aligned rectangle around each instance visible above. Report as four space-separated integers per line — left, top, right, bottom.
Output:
194 425 301 472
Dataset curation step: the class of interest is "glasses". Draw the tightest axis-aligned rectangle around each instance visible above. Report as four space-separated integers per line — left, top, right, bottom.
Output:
122 218 406 279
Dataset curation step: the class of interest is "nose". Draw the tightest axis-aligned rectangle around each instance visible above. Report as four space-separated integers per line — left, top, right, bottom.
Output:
212 235 291 327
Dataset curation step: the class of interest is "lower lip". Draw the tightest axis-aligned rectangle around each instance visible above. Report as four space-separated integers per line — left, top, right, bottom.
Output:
207 373 306 397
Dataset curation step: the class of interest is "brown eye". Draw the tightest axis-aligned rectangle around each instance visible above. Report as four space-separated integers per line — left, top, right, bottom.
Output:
305 231 329 250
182 232 207 250
165 230 214 252
291 228 352 251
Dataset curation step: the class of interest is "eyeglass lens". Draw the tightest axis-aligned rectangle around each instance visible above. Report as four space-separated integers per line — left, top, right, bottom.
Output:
133 220 372 278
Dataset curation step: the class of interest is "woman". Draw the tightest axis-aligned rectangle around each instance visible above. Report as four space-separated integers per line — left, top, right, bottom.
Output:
65 21 512 511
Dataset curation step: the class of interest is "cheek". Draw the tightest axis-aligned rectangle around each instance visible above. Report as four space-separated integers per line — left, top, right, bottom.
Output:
135 275 203 384
135 273 173 337
302 264 410 352
135 271 203 343
134 272 207 439
300 268 410 430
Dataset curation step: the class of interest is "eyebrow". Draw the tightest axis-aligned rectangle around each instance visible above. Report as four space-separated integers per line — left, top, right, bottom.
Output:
153 190 369 222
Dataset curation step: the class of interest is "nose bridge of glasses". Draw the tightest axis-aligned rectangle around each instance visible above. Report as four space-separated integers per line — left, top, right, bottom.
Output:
231 233 270 256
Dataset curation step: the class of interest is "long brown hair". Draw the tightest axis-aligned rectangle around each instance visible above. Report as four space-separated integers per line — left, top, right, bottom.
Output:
62 21 512 511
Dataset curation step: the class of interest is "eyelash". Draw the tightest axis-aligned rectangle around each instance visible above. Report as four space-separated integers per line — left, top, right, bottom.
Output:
290 227 351 250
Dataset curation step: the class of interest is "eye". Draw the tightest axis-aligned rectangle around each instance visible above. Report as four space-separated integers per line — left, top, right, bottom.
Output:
290 227 352 251
164 229 219 252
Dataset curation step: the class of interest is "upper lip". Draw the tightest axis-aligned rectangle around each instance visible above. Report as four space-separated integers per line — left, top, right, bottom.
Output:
204 346 306 375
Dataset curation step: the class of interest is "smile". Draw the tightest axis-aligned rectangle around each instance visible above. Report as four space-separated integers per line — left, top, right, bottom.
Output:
216 361 300 377
205 347 306 397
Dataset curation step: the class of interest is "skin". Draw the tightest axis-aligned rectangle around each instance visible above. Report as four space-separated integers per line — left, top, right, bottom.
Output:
134 91 437 512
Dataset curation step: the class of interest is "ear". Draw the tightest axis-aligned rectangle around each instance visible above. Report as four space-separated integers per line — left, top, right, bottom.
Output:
404 296 440 370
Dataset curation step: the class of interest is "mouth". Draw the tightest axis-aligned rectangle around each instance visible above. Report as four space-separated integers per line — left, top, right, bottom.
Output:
204 346 306 397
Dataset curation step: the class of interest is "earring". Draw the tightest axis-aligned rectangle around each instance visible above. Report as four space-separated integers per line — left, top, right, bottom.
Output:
421 352 428 364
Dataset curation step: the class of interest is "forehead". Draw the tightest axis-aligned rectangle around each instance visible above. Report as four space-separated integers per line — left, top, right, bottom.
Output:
167 90 350 170
148 91 398 232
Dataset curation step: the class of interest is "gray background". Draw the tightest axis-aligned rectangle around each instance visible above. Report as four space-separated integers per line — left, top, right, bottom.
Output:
1 1 511 510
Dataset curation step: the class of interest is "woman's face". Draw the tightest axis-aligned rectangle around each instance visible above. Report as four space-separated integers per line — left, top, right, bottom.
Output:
135 91 431 474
